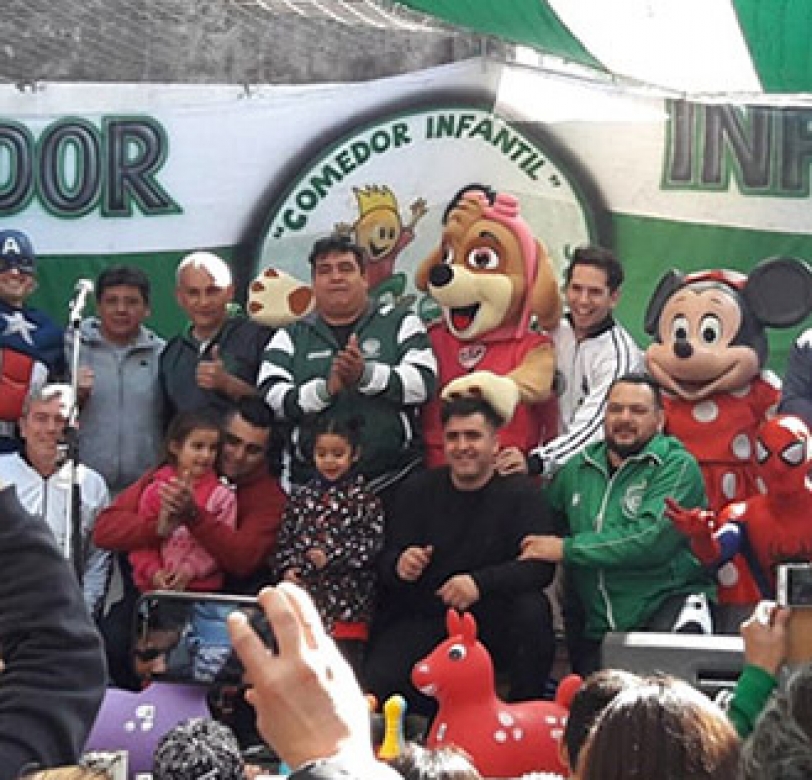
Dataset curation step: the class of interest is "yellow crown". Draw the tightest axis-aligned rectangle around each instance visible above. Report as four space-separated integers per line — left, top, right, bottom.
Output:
354 185 399 217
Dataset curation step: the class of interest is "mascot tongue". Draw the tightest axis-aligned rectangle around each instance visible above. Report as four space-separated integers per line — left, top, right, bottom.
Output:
451 304 478 332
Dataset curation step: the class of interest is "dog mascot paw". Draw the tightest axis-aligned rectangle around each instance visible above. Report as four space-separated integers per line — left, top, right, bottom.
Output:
645 257 812 602
247 267 314 328
416 189 562 467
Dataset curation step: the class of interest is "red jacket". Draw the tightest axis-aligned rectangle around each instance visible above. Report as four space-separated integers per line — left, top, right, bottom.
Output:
94 466 286 588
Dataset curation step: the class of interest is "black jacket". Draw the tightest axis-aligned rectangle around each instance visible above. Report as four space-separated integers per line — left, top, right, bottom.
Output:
0 485 106 777
159 315 273 424
378 468 556 617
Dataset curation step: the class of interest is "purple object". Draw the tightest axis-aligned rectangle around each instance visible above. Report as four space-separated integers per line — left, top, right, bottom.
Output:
84 683 210 778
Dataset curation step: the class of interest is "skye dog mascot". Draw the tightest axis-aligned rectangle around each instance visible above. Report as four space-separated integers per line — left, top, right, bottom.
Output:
416 189 562 467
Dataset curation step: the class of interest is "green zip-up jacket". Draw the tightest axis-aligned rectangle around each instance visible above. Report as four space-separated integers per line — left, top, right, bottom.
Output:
547 433 714 640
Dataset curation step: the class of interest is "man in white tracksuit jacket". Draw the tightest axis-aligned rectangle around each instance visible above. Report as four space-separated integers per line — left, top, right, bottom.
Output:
0 384 109 614
498 244 643 478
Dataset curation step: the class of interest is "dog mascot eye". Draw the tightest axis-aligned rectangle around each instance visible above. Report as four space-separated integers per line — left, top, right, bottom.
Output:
467 247 499 270
442 244 455 265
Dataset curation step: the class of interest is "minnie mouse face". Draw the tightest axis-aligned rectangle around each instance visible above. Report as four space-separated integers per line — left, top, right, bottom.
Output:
645 258 812 404
646 282 760 401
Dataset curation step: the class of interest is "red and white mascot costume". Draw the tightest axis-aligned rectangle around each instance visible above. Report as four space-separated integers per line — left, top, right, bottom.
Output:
666 414 812 601
416 190 562 467
646 257 812 602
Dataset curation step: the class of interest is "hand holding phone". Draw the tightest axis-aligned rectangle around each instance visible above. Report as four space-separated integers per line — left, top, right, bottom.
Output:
227 583 376 771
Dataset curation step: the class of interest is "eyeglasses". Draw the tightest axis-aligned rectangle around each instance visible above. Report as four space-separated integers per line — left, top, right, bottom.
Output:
224 432 266 457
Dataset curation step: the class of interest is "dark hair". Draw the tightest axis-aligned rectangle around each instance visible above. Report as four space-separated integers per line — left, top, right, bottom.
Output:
135 596 191 637
311 415 363 453
225 395 273 431
607 372 664 410
308 235 366 274
440 396 504 430
564 245 624 293
740 662 812 780
580 675 739 780
96 265 151 303
163 409 223 466
389 743 481 780
441 183 496 225
153 718 243 780
563 670 642 771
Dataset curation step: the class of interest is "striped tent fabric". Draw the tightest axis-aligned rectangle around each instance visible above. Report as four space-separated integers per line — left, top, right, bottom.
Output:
393 0 812 97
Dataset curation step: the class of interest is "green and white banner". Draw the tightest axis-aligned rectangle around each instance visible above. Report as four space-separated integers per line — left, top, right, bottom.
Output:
397 0 812 96
2 59 812 367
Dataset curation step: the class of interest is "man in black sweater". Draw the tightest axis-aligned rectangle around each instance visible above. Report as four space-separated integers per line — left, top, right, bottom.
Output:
0 482 106 777
365 397 556 715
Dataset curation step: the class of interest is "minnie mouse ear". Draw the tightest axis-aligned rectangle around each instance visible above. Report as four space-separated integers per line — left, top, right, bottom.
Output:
744 257 812 328
644 269 684 336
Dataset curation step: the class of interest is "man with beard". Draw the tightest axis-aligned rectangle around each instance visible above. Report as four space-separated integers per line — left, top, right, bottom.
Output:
520 373 714 675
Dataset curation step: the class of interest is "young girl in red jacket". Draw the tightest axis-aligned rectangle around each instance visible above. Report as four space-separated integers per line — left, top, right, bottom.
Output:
130 410 236 593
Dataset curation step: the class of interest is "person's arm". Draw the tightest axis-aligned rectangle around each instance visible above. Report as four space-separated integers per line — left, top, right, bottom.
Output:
92 470 163 550
82 474 111 616
196 344 258 401
375 475 426 592
173 485 239 581
187 476 287 578
779 331 812 427
272 501 305 580
82 541 111 616
726 602 788 738
664 498 744 566
356 312 437 407
258 326 334 421
471 481 556 596
227 584 400 780
530 338 641 475
0 484 106 773
129 546 165 591
564 450 707 569
158 345 177 431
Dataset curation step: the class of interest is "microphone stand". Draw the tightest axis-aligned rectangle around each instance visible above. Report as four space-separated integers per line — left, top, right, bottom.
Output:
63 296 88 581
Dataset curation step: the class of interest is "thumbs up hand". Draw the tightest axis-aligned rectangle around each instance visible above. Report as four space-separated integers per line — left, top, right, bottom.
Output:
196 344 227 391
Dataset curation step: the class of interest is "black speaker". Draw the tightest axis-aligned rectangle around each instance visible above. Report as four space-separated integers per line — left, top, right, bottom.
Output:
601 632 745 698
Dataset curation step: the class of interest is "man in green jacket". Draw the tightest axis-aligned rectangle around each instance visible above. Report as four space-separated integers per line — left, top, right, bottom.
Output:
521 373 715 675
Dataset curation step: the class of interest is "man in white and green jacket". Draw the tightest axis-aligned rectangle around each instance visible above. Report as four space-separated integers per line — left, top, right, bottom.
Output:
258 235 437 505
521 373 715 675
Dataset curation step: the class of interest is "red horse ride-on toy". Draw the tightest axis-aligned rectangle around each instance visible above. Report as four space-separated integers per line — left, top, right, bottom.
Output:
412 609 580 779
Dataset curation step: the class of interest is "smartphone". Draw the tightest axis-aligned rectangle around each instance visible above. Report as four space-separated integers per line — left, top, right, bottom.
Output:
777 563 812 608
776 564 812 664
133 591 275 686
